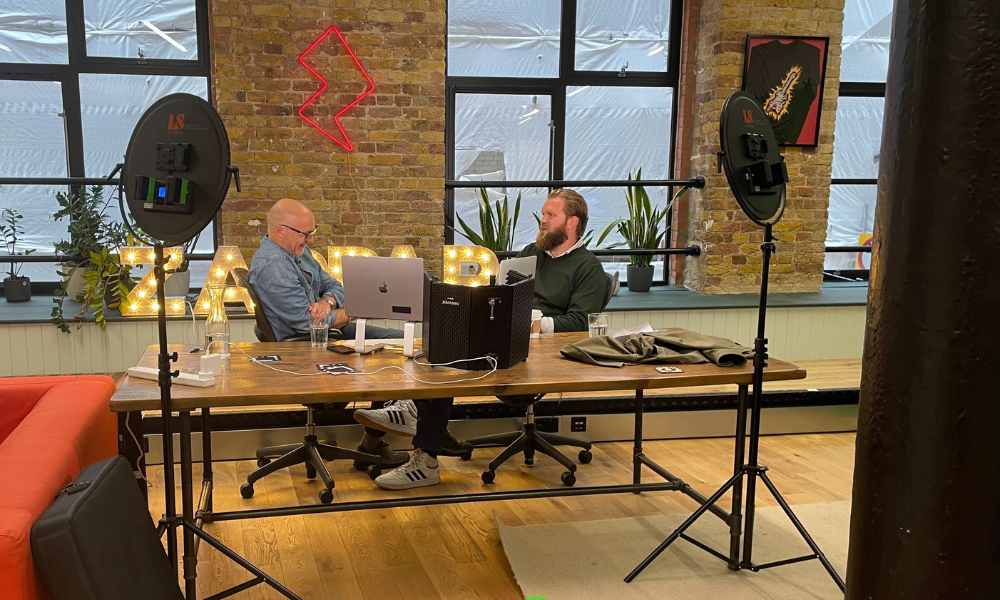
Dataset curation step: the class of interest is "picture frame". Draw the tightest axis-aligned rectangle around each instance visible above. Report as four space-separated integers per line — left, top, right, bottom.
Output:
742 35 830 147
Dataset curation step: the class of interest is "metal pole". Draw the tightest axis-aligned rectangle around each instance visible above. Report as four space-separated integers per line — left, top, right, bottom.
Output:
201 407 213 512
729 385 749 569
742 224 773 566
633 389 644 487
154 244 179 574
444 176 706 189
179 411 197 598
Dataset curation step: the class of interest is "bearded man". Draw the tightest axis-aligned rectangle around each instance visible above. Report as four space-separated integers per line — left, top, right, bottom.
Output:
516 188 609 332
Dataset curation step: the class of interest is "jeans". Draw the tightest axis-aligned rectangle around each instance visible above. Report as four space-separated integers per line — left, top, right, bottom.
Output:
338 322 403 340
412 398 456 455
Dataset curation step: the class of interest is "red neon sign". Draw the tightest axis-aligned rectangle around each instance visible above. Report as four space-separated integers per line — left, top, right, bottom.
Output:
298 26 374 152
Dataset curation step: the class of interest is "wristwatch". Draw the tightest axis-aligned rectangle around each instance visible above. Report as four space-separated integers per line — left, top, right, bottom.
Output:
323 298 337 310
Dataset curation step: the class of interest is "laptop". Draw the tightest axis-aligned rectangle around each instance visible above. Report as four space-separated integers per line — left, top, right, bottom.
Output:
497 255 537 284
342 256 425 321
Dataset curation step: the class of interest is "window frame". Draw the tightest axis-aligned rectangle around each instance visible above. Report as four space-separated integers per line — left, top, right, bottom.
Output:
445 0 685 285
0 0 215 290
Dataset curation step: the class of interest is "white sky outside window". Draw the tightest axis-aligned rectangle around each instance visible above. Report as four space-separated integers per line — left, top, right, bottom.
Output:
448 0 561 78
840 0 893 83
575 0 671 72
83 0 198 60
0 0 68 64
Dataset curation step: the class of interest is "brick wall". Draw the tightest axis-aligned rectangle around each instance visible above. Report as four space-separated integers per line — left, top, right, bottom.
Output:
674 0 845 293
210 0 447 273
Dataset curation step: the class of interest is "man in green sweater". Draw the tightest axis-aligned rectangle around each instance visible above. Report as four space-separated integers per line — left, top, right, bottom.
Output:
517 188 609 332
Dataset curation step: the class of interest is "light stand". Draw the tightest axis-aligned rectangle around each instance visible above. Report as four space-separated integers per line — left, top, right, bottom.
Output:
625 92 845 592
122 94 304 600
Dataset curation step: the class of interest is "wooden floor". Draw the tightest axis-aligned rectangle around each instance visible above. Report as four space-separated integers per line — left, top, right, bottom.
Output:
148 432 856 600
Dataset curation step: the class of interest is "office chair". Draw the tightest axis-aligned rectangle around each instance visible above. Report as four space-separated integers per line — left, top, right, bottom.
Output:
467 272 617 487
232 268 381 504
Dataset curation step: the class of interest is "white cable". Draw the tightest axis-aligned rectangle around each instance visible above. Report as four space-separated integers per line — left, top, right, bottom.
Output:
221 343 499 384
124 415 151 487
185 300 199 346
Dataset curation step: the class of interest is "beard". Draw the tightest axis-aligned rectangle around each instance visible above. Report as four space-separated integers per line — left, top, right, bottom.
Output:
536 225 568 252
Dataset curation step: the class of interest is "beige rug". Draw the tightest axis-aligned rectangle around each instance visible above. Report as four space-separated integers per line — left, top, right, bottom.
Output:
497 501 850 600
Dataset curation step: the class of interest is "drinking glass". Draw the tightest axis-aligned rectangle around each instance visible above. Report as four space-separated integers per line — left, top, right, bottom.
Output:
588 313 608 337
310 312 330 347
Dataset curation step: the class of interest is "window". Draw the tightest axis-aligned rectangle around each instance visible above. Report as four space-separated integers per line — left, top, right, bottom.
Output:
446 0 683 284
827 0 893 273
1 0 212 283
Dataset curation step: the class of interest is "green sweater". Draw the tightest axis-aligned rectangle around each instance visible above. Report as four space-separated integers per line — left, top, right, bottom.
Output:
517 243 609 332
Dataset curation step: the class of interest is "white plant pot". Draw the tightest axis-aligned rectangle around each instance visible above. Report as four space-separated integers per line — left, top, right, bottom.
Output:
60 264 87 300
164 269 191 297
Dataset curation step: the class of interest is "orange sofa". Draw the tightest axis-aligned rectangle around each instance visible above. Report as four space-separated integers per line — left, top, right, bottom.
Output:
0 375 118 600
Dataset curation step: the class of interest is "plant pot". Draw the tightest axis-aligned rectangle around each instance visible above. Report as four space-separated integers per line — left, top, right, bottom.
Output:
164 269 191 297
59 263 87 300
3 276 31 302
626 265 655 293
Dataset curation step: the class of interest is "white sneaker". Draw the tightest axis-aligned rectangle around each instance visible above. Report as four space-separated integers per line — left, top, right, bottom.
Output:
375 449 440 490
353 399 418 436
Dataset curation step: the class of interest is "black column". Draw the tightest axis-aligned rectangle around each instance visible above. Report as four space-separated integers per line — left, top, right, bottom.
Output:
845 0 999 598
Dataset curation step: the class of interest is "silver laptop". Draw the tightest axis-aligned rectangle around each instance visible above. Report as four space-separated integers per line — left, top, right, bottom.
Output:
342 256 425 321
497 255 537 284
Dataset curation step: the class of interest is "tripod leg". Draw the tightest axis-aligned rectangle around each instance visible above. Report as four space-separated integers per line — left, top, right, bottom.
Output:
625 468 744 583
179 411 197 599
759 472 845 592
728 385 749 570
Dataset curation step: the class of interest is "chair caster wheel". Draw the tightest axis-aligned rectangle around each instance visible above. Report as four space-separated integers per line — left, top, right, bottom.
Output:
578 450 593 464
240 483 255 499
460 452 473 461
256 457 271 468
318 489 334 504
305 464 317 480
366 465 381 479
482 470 496 484
561 471 576 487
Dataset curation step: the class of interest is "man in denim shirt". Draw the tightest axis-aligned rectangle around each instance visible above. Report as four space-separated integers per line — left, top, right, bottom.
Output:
249 199 471 478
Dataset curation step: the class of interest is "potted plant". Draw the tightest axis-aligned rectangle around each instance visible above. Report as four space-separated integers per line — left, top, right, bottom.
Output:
451 188 521 252
51 185 139 333
1 208 35 302
164 232 200 297
597 169 690 292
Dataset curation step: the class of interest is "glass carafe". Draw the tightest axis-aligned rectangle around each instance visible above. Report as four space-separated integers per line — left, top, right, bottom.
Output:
204 284 231 358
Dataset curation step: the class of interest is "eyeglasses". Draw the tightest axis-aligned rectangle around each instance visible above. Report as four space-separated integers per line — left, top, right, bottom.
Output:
280 224 317 240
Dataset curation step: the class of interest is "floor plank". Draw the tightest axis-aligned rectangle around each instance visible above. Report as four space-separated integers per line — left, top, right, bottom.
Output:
148 433 856 599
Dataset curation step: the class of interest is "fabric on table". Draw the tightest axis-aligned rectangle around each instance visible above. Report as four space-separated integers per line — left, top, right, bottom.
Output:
560 329 752 368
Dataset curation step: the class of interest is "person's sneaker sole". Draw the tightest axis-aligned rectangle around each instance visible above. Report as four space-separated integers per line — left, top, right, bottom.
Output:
375 476 440 491
353 411 417 437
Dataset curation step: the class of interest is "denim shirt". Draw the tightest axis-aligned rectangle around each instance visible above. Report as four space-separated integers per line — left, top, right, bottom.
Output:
248 236 345 341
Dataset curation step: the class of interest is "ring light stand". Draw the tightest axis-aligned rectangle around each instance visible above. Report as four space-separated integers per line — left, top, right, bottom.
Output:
626 92 845 592
121 94 302 600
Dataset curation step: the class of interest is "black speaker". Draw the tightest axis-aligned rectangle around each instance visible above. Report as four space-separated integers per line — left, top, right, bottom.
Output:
423 277 534 370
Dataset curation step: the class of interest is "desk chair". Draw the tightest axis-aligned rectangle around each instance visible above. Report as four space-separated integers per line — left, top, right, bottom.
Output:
466 272 617 486
232 268 381 504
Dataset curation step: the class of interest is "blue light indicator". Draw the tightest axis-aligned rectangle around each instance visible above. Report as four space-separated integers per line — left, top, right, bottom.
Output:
157 186 167 198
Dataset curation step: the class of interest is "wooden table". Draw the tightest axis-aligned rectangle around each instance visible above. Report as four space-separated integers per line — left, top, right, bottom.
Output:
111 332 805 600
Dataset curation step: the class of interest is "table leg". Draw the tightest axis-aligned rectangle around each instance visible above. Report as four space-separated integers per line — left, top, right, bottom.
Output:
179 411 197 599
729 385 749 570
633 389 644 488
201 407 213 513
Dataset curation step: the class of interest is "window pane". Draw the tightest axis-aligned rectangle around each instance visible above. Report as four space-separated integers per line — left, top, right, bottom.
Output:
825 184 877 270
0 185 65 281
0 80 67 178
565 86 673 249
0 0 68 64
576 0 671 72
841 0 893 83
453 93 552 249
448 0 560 78
80 74 208 177
832 96 884 179
83 0 198 60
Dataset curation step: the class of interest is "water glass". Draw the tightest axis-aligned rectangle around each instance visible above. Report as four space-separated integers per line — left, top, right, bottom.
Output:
588 313 608 338
310 313 331 347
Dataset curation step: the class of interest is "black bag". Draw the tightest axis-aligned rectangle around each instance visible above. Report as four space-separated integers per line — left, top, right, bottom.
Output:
30 456 183 600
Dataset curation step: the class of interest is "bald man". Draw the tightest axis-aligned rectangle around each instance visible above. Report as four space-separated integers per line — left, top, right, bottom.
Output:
248 199 471 474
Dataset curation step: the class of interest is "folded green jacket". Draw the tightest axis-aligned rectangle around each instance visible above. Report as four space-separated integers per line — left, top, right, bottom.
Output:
560 329 752 368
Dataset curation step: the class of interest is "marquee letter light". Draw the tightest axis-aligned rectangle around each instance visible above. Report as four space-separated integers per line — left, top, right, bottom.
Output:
119 247 186 316
327 246 377 278
298 26 375 152
310 249 331 274
443 246 498 287
391 245 417 259
193 247 255 315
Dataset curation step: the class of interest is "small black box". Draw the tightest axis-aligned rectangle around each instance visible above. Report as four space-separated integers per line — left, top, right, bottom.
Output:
423 277 534 370
30 456 184 600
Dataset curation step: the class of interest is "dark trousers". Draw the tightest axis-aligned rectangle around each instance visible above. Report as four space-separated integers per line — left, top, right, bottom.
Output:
412 398 455 455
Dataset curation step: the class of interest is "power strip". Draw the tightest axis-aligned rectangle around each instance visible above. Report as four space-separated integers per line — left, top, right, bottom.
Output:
127 366 216 388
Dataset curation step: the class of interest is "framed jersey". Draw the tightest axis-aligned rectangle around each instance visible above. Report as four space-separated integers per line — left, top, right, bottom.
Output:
742 35 830 147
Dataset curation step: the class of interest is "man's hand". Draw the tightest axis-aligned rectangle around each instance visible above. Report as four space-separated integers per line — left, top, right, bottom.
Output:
308 301 332 319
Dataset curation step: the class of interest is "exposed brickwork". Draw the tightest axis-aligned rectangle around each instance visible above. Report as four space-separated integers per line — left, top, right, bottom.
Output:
673 0 844 293
670 0 702 286
210 0 447 272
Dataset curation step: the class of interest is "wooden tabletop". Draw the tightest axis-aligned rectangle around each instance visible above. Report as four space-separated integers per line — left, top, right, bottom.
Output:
110 333 806 412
